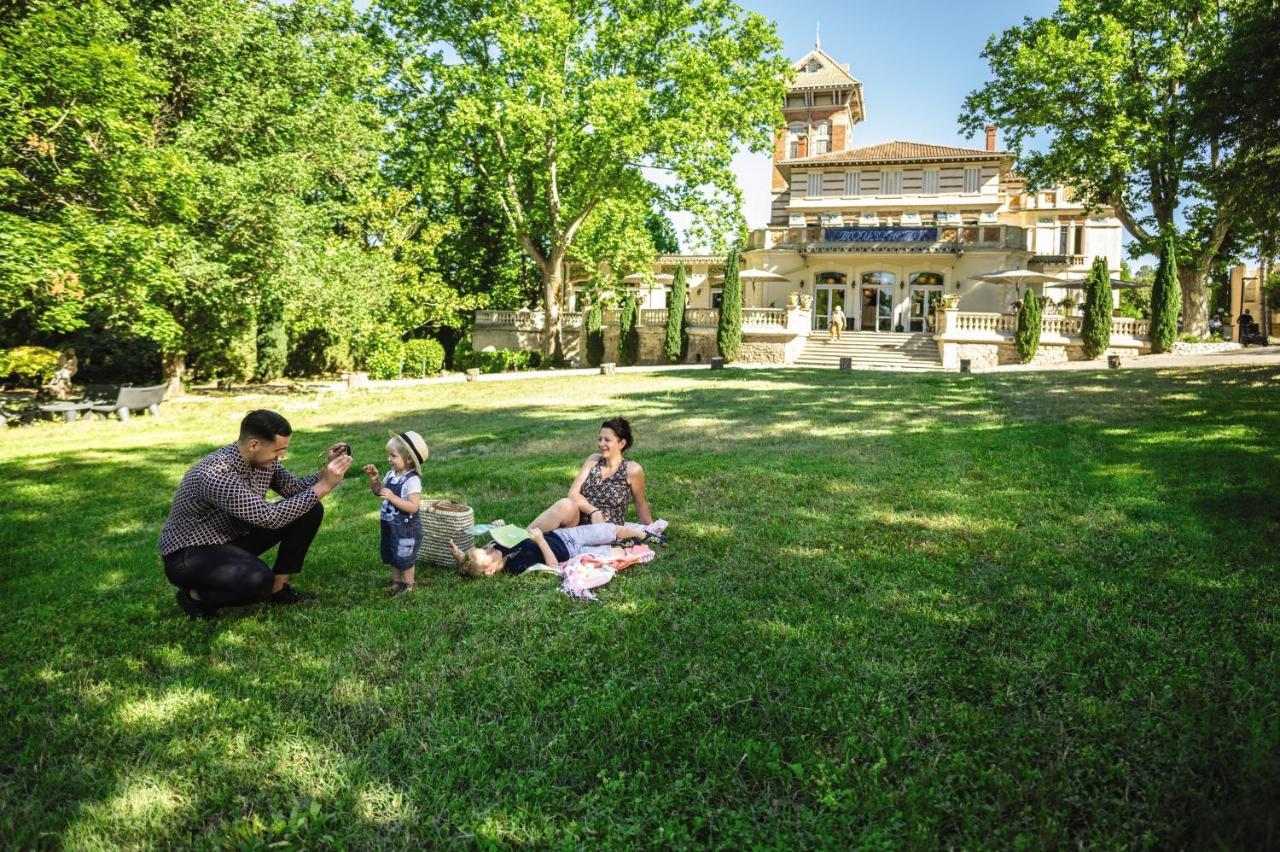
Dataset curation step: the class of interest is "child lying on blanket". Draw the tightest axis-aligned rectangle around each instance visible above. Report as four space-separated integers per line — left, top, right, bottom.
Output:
451 522 651 578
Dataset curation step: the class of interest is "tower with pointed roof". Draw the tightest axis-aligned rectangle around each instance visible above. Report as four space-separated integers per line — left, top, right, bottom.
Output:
771 44 865 201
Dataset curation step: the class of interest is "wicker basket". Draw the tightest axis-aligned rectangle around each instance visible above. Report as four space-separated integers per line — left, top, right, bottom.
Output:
419 499 475 568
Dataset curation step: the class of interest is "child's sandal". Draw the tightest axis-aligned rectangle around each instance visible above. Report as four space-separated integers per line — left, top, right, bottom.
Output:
392 582 415 596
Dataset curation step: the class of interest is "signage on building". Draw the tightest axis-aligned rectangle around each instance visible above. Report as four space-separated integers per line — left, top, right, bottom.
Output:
824 227 939 243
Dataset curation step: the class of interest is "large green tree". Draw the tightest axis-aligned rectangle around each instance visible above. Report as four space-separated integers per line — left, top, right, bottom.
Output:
960 0 1238 335
379 0 788 354
1 0 452 390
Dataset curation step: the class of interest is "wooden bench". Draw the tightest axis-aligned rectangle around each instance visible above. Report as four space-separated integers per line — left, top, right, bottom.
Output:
89 384 167 421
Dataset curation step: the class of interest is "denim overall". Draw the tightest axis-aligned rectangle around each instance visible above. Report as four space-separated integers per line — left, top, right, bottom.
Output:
379 470 422 568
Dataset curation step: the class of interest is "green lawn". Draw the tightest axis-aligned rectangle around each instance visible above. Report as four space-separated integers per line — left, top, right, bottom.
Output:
2 367 1278 848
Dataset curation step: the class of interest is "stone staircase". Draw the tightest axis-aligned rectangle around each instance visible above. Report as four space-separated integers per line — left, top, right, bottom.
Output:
792 331 944 371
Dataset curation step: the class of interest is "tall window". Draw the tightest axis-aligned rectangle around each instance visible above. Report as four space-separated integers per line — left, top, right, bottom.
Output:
880 170 902 195
813 122 831 155
923 169 939 195
787 123 806 158
845 171 861 196
806 172 822 197
963 167 981 193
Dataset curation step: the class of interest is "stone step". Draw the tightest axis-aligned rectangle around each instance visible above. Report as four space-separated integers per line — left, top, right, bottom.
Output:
794 332 943 370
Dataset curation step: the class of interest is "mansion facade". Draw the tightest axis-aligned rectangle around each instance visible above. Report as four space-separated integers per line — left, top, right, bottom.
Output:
478 44 1142 369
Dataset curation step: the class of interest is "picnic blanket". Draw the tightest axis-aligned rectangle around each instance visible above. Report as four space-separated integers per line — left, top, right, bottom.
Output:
524 545 656 601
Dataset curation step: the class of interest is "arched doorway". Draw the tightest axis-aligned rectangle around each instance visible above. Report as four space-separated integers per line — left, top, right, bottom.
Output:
908 272 945 332
813 272 848 331
860 272 896 332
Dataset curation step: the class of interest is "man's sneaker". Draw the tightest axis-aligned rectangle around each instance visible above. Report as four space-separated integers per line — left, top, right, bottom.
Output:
175 588 214 620
269 585 314 605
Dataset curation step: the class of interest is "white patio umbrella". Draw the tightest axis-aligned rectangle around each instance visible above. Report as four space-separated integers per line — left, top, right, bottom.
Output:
975 269 1072 306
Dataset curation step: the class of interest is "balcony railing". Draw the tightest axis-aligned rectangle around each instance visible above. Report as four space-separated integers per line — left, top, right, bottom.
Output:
477 307 794 332
937 310 1150 340
1029 255 1087 267
750 224 1026 253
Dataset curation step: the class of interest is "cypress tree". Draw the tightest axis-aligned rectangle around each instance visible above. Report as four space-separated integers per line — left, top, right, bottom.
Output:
585 302 604 366
618 294 640 366
717 248 743 361
1150 229 1182 353
1015 294 1044 363
664 264 688 363
1081 255 1112 359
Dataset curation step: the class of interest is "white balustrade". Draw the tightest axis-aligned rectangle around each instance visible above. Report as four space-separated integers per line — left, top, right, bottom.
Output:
742 308 788 328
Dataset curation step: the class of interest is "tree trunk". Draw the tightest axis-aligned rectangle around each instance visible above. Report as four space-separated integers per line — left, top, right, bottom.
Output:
162 352 185 400
1178 267 1209 337
542 258 565 359
1260 255 1272 339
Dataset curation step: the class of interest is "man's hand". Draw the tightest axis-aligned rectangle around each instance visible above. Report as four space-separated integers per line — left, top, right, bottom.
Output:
327 442 352 461
315 453 352 496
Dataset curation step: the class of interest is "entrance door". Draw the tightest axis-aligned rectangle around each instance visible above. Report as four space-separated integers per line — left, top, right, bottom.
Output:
908 273 945 332
814 285 846 331
860 272 897 331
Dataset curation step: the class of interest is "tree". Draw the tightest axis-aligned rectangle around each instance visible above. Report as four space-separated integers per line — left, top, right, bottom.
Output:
380 0 788 354
717 248 742 361
1151 229 1182 352
585 301 604 367
618 294 639 367
1081 256 1112 359
1015 295 1044 363
960 0 1237 335
664 263 688 363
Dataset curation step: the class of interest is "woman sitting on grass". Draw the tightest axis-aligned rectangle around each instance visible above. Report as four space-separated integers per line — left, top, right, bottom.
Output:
525 417 654 532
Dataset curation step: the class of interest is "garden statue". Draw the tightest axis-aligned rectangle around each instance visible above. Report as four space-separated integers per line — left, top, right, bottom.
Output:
41 348 78 400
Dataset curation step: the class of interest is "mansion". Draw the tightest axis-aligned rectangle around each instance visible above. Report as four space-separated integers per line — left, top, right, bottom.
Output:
476 45 1143 369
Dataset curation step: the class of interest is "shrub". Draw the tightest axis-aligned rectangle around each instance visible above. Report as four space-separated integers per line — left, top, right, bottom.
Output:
2 346 60 387
254 305 288 382
288 328 351 376
585 303 604 367
717 248 742 361
1081 255 1112 359
618 294 639 366
402 338 445 378
66 326 163 385
363 328 405 380
1150 230 1181 353
664 264 688 363
1015 295 1045 363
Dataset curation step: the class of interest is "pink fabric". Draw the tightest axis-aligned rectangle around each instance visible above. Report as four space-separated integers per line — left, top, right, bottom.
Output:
525 546 656 600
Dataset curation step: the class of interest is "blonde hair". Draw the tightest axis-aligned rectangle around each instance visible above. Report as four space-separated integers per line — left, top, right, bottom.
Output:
456 547 491 579
386 436 413 466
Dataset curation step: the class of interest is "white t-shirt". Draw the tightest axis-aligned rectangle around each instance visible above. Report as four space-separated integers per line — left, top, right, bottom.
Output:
379 470 421 522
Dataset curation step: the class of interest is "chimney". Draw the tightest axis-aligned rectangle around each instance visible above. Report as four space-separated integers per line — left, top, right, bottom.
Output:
985 125 997 152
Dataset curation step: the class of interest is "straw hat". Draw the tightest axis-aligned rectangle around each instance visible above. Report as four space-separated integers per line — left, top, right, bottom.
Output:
387 429 429 475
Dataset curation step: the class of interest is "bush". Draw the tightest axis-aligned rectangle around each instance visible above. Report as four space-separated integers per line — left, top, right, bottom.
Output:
1150 230 1181 354
618 294 639 366
363 328 405 380
402 338 445 378
717 248 742 361
1015 295 1045 363
65 326 163 385
1 346 60 387
288 328 352 377
664 264 688 363
585 303 604 367
255 308 288 382
1081 255 1112 359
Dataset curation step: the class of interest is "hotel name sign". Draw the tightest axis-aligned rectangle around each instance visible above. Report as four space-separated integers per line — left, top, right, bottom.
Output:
807 227 945 254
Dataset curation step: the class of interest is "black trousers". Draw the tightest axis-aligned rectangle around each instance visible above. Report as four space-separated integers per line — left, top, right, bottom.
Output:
162 504 324 610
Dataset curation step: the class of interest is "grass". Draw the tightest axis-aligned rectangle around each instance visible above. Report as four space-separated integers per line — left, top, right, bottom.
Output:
1 366 1278 848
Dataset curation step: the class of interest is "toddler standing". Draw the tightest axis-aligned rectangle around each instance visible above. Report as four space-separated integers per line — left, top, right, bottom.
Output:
363 430 428 595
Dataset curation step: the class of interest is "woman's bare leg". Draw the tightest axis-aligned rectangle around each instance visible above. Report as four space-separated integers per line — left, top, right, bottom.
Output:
528 497 580 533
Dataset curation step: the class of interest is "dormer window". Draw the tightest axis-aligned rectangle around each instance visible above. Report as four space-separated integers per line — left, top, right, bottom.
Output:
806 60 821 73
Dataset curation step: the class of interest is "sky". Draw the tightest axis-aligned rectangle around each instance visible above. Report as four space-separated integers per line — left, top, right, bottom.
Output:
725 0 1060 230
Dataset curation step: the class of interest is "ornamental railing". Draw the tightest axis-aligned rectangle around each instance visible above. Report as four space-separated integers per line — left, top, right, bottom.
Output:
476 307 801 334
750 224 1026 253
937 311 1150 340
